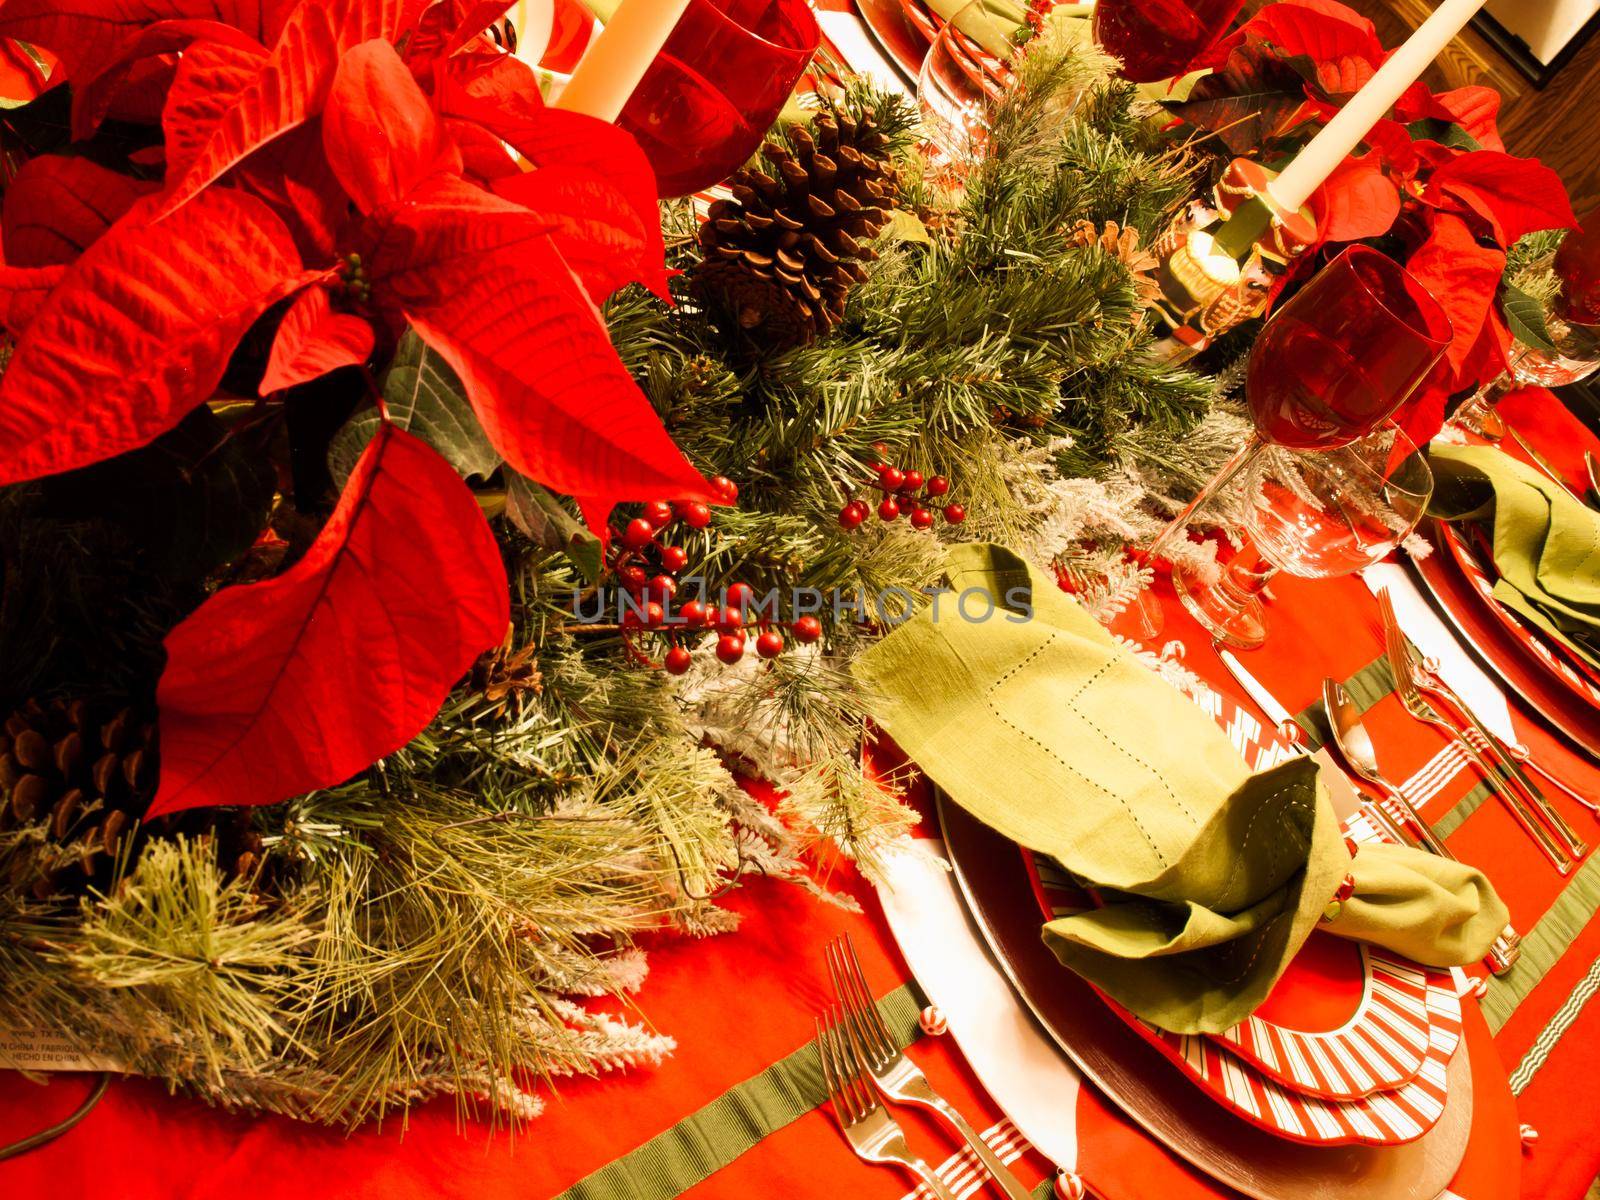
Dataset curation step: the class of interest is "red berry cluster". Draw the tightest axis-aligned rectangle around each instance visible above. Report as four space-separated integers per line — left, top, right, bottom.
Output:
838 447 965 531
604 476 823 676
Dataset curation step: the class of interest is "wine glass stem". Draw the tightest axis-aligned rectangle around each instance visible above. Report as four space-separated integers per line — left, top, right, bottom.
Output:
1144 435 1263 567
1217 544 1277 608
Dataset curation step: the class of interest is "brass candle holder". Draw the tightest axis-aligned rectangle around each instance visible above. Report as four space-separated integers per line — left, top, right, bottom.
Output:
1149 159 1318 363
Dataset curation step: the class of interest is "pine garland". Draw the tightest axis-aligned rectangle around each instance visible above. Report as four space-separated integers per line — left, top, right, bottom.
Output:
0 30 1243 1126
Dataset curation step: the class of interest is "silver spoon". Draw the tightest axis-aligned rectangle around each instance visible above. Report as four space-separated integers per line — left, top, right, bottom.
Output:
1323 678 1451 858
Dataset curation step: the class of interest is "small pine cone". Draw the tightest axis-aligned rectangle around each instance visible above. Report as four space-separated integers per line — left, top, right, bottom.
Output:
1071 219 1162 308
691 107 898 352
470 629 543 720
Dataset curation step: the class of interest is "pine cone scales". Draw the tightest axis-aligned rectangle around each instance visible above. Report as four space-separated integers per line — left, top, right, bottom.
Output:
693 111 897 350
0 698 259 898
0 699 156 894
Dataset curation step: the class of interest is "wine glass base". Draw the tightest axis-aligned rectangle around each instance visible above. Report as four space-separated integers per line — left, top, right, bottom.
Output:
1173 564 1268 650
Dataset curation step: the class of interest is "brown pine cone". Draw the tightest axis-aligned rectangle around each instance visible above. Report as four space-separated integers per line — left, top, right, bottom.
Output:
692 108 898 352
470 630 543 721
0 698 257 899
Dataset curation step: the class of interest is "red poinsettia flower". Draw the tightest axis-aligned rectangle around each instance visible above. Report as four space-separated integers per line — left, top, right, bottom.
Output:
1173 0 1578 443
0 0 714 816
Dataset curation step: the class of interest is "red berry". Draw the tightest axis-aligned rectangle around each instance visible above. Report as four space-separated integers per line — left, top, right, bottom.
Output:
648 574 677 603
716 633 746 664
925 475 950 497
619 564 647 589
677 501 712 529
900 470 924 493
839 502 867 530
879 467 905 492
726 581 754 611
713 605 744 634
660 544 688 573
943 503 966 525
677 599 708 627
878 497 901 522
910 507 934 530
756 630 784 659
622 518 655 549
871 441 889 456
643 500 674 529
623 600 664 630
710 475 739 504
664 646 693 675
792 615 822 644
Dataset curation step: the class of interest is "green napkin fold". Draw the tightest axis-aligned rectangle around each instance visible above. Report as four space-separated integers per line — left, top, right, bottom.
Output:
1430 443 1600 669
855 544 1508 1035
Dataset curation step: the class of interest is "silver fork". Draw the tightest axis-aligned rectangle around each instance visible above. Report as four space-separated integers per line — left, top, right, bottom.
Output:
817 1005 959 1200
826 936 1034 1200
1407 651 1590 859
1377 589 1573 874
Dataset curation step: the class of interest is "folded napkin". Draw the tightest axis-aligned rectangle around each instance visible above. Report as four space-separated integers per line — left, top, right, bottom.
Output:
855 544 1508 1035
1430 443 1600 669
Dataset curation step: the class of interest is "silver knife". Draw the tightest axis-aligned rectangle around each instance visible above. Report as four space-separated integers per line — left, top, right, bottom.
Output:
1214 644 1308 747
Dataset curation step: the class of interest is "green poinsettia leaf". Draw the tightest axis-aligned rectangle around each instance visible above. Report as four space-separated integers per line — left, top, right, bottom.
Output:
504 472 603 584
1501 282 1560 353
328 329 501 486
1169 43 1315 155
1405 118 1481 152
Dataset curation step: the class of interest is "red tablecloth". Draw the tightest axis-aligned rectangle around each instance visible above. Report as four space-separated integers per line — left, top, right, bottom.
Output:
3 388 1599 1200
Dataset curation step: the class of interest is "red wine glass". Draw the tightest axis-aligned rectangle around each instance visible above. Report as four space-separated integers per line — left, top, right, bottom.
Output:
615 0 820 199
1093 0 1246 83
1128 246 1451 638
1453 204 1600 437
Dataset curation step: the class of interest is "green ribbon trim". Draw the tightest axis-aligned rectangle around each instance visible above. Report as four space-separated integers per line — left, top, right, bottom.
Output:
1433 779 1496 839
1481 851 1600 1032
551 983 926 1200
1291 654 1396 750
1508 954 1600 1094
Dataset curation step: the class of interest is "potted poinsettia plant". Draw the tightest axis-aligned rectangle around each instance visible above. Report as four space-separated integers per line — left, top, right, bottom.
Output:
1167 0 1576 440
0 0 713 819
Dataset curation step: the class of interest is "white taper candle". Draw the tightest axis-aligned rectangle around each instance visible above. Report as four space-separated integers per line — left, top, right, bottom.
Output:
1266 0 1488 214
551 0 694 122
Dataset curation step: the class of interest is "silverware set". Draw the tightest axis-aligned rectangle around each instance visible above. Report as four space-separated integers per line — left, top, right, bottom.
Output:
818 935 1033 1200
1376 588 1589 874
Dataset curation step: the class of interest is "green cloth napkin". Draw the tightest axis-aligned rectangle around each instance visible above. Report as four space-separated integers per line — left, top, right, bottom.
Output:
1430 443 1600 669
855 544 1508 1035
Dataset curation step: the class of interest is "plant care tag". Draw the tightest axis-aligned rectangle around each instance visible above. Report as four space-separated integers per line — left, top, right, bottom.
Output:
0 1024 121 1072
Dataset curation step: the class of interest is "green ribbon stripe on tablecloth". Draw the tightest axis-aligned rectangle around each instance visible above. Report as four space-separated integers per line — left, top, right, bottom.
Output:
551 984 925 1200
1481 850 1600 1034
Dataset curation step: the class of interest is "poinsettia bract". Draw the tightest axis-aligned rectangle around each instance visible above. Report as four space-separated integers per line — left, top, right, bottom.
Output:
0 0 712 818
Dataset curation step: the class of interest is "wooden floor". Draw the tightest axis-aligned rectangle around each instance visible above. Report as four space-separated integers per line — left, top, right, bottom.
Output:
1242 0 1600 215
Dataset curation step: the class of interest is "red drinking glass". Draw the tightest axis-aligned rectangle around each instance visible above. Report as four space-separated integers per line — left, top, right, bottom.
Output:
1126 247 1450 640
1092 0 1246 83
1245 246 1454 450
615 0 820 199
1556 201 1600 326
